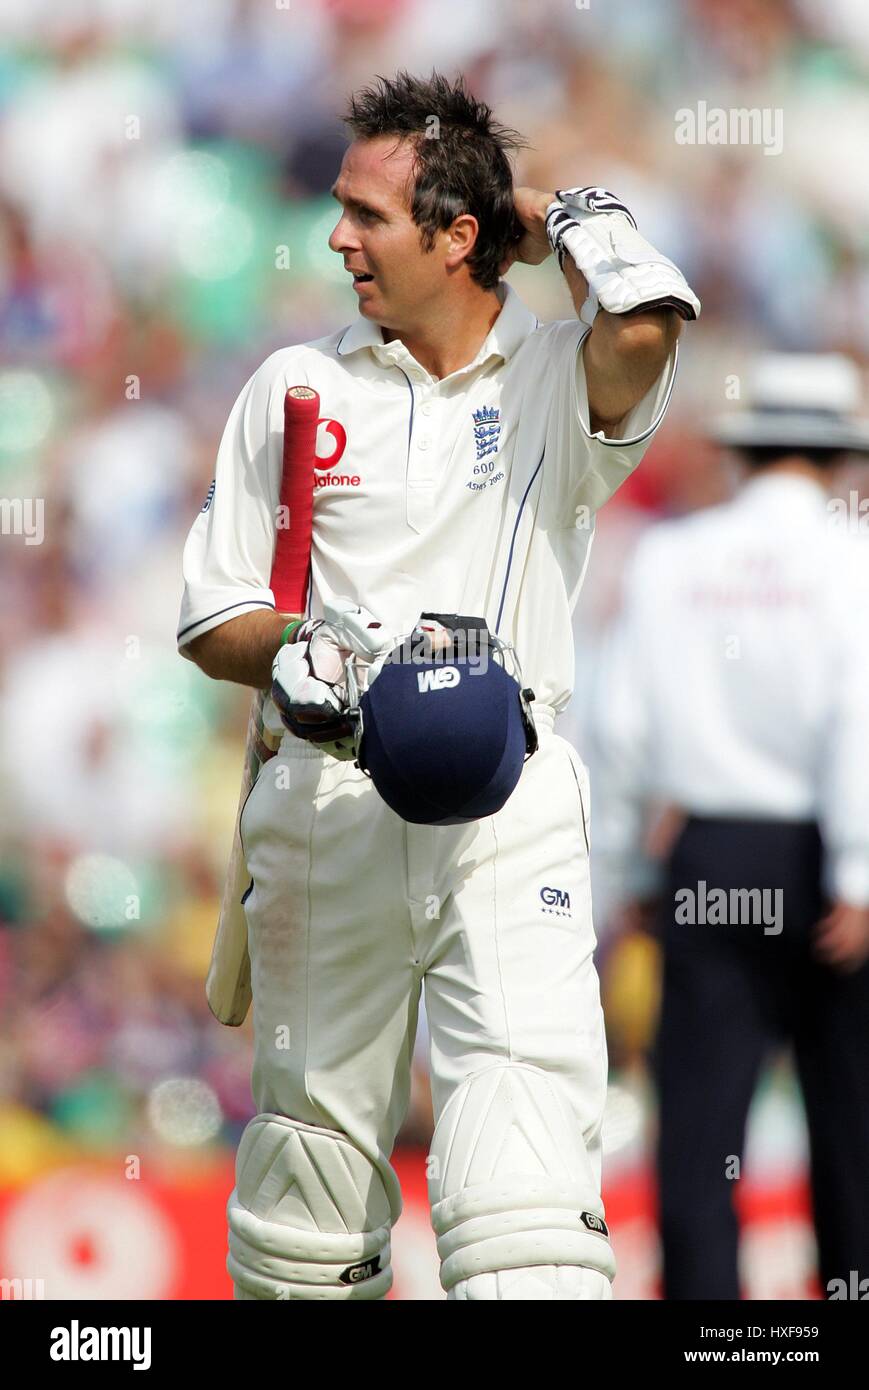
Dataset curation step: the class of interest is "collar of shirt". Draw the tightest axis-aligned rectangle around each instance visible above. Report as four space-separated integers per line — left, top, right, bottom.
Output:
734 471 830 516
335 280 538 383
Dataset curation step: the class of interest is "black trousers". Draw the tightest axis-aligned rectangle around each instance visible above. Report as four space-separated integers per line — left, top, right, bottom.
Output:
653 816 869 1300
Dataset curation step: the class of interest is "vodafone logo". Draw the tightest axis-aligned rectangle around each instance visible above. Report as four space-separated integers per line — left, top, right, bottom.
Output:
315 418 360 489
315 419 346 469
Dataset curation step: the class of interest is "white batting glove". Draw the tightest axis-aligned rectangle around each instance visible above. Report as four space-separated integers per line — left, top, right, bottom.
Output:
271 598 393 759
545 185 700 327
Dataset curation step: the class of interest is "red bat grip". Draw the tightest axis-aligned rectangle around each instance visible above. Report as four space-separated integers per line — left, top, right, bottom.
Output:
271 386 320 614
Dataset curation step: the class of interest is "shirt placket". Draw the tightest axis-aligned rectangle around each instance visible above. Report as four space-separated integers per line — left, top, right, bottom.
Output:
404 362 439 534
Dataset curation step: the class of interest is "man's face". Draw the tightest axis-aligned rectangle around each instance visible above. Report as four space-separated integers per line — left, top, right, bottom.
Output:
329 136 452 331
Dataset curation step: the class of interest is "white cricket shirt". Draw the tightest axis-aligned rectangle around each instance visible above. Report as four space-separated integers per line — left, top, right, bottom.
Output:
177 281 676 713
589 472 869 905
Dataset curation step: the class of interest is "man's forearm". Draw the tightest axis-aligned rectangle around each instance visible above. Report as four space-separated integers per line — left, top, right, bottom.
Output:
576 278 681 431
182 609 301 689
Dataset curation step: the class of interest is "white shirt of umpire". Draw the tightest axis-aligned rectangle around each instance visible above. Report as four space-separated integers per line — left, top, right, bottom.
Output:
589 470 869 913
177 280 676 718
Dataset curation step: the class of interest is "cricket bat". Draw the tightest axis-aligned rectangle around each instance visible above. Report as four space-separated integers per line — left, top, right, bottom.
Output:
206 385 320 1025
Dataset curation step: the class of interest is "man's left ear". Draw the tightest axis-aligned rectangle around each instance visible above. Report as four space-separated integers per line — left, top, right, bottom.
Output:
449 215 478 257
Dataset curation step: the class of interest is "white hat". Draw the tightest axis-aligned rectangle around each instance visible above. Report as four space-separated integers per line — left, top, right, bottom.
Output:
713 353 869 453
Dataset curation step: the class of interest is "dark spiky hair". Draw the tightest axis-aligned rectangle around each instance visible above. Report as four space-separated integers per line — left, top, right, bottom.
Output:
344 70 526 291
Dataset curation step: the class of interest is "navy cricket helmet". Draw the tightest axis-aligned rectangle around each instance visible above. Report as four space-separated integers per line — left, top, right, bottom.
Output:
346 614 538 826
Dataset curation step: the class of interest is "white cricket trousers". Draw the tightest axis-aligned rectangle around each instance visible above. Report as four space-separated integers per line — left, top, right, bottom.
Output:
239 703 608 1261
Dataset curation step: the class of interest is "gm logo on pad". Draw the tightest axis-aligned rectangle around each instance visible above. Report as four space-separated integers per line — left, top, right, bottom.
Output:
580 1211 609 1239
339 1256 381 1285
417 667 461 693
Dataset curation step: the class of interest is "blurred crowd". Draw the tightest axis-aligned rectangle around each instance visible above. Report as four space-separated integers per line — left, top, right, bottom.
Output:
1 0 867 1202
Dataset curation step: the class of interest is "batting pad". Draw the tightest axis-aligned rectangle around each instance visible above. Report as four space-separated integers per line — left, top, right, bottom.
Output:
448 1265 611 1300
227 1114 392 1300
428 1063 616 1298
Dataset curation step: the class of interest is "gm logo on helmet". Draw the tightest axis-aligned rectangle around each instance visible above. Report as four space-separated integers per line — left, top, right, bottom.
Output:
417 667 461 693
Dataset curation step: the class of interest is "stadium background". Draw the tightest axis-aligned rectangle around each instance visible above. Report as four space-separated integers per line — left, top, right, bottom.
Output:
1 0 867 1299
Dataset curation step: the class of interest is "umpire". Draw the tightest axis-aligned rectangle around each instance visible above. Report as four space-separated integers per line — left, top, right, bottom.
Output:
589 353 869 1299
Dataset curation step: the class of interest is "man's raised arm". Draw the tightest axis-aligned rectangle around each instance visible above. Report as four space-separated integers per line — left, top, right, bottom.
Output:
505 184 696 436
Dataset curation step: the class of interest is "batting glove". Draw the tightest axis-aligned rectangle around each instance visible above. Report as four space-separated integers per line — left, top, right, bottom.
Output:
545 185 700 327
271 598 393 760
